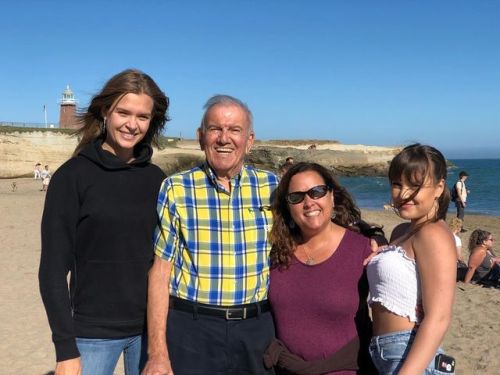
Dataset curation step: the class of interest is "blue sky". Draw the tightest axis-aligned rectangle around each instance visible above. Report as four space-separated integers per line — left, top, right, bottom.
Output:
1 1 499 158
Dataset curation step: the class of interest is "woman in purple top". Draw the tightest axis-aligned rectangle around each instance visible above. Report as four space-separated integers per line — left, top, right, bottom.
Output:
266 162 377 374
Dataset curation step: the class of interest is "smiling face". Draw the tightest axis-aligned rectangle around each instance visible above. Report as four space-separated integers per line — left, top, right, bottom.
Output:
198 103 254 179
102 92 154 161
391 174 445 224
287 171 334 238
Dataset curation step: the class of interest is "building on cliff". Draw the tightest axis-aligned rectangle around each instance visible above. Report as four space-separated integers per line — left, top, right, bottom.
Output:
59 85 79 129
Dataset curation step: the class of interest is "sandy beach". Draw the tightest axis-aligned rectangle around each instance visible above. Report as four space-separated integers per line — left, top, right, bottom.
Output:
1 178 499 374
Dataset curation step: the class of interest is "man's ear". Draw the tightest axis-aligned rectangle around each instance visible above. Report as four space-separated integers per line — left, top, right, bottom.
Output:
245 131 255 154
197 127 205 151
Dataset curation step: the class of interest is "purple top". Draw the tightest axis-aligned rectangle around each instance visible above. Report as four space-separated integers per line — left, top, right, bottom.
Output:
269 229 373 375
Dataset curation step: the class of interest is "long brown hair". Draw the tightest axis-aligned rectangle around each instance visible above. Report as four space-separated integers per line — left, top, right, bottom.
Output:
389 143 450 223
74 69 169 155
269 162 362 268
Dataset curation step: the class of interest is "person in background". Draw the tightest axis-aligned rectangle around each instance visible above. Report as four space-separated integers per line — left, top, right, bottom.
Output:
449 217 464 261
34 163 42 179
40 165 51 191
266 162 376 374
454 171 469 230
39 69 169 375
143 95 278 375
463 229 500 286
278 156 295 177
367 144 456 374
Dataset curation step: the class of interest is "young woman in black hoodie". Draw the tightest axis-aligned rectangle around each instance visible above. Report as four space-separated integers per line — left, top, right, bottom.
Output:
39 69 169 375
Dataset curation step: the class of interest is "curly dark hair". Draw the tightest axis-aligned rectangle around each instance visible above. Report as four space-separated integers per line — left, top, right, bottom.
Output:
74 69 170 155
269 162 363 268
468 229 492 253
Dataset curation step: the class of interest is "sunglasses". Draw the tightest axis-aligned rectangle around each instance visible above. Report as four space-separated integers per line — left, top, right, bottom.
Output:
286 185 332 205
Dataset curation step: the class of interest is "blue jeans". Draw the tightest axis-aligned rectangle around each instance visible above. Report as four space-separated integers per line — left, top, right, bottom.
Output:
369 330 454 375
455 201 465 220
76 335 146 375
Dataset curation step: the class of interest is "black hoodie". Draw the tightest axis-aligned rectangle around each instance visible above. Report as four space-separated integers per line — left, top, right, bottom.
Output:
39 139 166 361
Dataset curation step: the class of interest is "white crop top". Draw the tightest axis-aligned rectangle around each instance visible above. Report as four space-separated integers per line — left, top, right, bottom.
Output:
366 245 422 323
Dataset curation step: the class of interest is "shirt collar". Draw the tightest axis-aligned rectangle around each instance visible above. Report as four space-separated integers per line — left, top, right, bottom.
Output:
202 161 244 193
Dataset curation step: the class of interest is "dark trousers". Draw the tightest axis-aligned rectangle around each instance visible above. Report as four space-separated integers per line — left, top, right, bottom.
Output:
167 308 275 375
455 201 465 220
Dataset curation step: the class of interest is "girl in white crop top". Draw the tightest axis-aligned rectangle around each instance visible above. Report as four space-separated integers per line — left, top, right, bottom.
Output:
367 144 457 375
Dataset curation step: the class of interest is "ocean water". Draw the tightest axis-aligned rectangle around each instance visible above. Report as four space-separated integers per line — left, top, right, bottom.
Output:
339 159 500 217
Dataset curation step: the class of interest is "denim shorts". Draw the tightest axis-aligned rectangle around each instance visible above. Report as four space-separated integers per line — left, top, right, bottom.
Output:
369 330 454 375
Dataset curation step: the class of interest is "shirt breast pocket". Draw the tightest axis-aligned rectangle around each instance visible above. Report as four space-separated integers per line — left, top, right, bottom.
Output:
240 205 272 244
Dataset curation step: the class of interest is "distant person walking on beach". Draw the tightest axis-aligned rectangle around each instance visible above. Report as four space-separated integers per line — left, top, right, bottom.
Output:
454 171 469 227
40 165 51 191
367 144 456 374
34 163 42 179
38 69 169 375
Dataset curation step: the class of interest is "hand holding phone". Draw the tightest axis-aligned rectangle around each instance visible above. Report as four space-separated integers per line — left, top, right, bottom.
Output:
435 353 455 373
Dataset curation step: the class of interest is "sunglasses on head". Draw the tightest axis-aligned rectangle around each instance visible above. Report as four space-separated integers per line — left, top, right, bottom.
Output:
286 185 332 205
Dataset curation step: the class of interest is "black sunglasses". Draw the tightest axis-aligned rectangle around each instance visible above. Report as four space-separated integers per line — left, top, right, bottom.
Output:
286 185 332 205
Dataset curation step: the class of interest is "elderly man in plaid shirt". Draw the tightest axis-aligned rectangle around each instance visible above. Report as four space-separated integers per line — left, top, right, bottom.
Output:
143 95 279 375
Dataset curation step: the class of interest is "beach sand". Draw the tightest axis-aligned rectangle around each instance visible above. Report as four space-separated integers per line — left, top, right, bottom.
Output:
1 178 499 374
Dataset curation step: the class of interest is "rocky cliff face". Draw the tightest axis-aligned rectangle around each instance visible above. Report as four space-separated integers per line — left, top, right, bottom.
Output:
0 131 78 178
247 146 398 176
0 130 400 178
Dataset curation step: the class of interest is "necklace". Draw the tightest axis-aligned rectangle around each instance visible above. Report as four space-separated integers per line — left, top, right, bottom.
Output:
300 244 316 265
298 225 337 265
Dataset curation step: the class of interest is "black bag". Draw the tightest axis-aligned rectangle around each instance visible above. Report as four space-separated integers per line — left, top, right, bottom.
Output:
450 185 458 202
456 260 467 282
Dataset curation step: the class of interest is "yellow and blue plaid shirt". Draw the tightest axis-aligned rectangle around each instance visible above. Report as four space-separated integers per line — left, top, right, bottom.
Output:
154 162 279 306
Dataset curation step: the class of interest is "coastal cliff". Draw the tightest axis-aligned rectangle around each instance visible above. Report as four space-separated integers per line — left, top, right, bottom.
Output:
0 129 400 178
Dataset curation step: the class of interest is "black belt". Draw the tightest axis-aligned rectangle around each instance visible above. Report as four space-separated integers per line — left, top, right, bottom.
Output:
169 296 271 320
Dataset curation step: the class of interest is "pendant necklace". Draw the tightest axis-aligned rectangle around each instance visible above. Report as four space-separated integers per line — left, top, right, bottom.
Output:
301 244 315 265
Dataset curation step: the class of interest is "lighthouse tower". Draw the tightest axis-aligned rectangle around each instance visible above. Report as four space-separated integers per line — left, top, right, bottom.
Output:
59 85 79 129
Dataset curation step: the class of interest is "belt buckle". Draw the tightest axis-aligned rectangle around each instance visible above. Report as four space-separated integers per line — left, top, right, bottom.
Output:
225 307 246 320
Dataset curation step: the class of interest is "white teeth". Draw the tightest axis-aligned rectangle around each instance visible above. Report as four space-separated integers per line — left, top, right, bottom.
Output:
216 148 232 153
121 133 136 139
304 210 320 217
